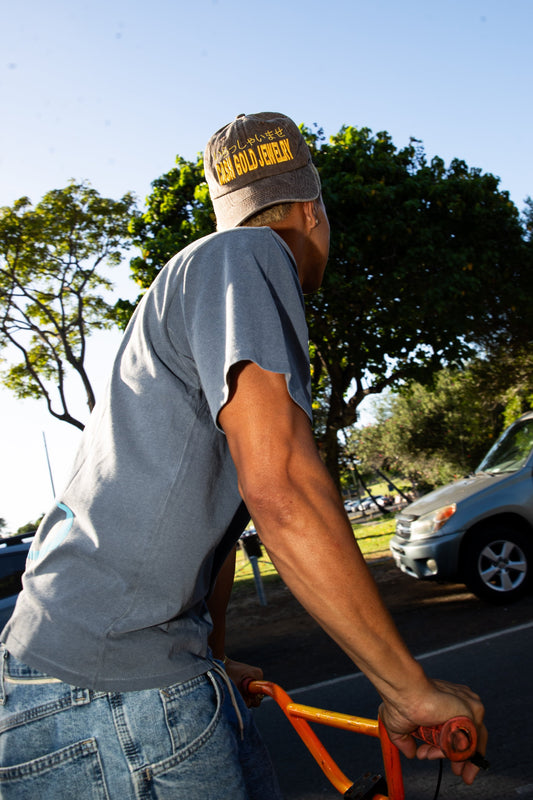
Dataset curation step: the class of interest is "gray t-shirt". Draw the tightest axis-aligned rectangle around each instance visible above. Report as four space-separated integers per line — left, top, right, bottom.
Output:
3 227 312 691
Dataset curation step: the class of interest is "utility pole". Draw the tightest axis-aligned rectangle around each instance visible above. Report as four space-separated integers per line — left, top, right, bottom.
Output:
42 431 56 499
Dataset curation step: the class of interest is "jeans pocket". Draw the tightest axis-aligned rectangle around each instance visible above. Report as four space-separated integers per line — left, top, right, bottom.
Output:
147 673 253 800
0 737 111 800
159 672 223 759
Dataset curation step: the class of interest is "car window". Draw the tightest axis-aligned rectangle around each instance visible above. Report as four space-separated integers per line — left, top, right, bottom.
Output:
0 569 24 600
476 418 533 474
0 537 32 600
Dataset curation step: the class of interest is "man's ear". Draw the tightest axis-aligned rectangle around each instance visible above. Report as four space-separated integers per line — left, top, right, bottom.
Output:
301 200 319 231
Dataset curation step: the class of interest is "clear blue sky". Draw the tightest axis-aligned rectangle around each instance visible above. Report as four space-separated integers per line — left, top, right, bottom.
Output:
1 0 531 530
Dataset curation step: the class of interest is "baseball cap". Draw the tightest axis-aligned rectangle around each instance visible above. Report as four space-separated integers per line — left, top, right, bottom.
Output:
204 112 321 230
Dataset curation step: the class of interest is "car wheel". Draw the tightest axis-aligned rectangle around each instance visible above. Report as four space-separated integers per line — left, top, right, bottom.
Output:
462 525 532 604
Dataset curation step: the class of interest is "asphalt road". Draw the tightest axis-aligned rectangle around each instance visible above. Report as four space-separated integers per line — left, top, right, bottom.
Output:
253 622 533 799
226 564 533 800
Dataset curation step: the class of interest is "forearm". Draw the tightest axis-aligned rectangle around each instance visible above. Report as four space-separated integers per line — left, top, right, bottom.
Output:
245 461 429 708
220 363 425 705
206 544 266 706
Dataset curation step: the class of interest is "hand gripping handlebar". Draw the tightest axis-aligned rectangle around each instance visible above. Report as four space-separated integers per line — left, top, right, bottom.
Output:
415 716 488 770
414 716 477 761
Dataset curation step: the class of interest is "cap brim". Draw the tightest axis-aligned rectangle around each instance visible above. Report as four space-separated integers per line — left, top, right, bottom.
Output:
215 163 321 230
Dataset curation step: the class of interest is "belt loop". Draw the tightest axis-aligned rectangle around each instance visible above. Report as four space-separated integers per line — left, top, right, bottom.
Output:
70 686 91 705
0 644 7 705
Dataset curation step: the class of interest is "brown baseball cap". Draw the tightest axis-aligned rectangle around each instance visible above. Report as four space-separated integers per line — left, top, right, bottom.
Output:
204 112 321 230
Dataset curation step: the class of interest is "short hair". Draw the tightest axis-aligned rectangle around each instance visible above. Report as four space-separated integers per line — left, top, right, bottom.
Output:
241 202 294 228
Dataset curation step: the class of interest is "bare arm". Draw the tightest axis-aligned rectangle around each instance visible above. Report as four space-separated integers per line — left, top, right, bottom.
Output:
219 361 486 782
207 544 264 705
207 545 237 661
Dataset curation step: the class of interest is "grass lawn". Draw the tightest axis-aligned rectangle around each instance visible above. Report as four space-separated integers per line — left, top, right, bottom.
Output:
353 516 397 556
234 514 396 591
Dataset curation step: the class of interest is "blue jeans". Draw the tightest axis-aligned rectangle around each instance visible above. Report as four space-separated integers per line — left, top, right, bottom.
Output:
0 646 283 799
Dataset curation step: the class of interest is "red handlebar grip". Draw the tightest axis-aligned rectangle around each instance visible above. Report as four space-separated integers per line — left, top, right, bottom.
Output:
415 716 477 762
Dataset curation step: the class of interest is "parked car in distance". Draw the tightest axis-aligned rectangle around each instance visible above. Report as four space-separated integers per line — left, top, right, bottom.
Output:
0 532 34 629
345 495 393 515
356 495 387 513
390 411 533 603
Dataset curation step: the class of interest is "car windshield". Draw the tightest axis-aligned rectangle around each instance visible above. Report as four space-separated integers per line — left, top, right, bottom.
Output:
476 418 533 474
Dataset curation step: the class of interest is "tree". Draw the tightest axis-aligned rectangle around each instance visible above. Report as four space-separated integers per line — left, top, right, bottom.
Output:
352 370 494 492
0 182 137 429
115 156 213 328
17 516 43 536
123 126 532 485
352 347 533 493
307 126 532 483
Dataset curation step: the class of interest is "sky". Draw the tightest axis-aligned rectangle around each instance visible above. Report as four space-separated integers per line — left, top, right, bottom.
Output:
1 0 531 531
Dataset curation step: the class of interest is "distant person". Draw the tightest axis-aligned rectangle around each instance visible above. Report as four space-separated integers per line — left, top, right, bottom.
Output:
1 112 486 798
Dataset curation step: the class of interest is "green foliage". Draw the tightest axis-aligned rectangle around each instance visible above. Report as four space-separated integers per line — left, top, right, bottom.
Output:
16 516 43 535
475 347 533 430
351 348 533 492
353 372 488 492
0 182 136 428
117 156 214 326
306 126 532 484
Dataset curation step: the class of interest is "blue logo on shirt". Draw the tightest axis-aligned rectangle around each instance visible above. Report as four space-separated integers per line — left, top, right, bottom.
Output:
27 502 74 563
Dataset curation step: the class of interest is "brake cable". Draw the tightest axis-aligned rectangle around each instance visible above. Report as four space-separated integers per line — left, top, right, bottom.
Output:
431 760 443 800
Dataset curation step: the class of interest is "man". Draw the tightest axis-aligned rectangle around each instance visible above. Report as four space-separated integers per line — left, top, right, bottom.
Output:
1 112 486 798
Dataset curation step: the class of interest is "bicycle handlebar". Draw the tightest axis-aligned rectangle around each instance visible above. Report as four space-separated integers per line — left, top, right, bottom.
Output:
239 678 488 799
414 716 477 762
242 678 479 764
240 679 489 799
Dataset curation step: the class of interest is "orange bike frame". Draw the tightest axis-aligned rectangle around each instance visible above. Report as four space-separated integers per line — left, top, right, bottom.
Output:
247 680 405 800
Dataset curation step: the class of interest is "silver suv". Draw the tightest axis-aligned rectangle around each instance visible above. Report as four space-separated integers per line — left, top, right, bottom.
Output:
390 411 533 603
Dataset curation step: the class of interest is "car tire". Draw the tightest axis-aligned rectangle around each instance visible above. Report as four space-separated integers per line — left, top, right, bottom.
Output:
462 524 532 604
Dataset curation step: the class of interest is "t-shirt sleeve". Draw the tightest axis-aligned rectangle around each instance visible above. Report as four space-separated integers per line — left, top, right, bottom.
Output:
179 229 312 430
